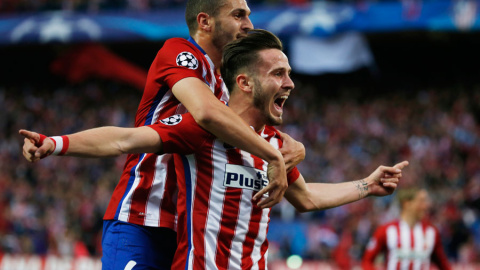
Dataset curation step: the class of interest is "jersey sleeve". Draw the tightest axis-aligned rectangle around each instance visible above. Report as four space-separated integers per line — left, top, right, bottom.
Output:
362 225 387 270
287 167 300 185
152 38 206 89
431 227 452 270
148 113 213 155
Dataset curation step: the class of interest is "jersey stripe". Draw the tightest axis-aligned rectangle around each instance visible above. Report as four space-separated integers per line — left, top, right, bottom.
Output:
169 126 289 270
116 153 146 220
106 37 228 229
215 148 244 269
193 139 217 269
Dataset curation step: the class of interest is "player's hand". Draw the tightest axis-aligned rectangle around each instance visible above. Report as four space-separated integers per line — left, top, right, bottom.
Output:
366 161 409 197
19 129 55 162
277 130 305 172
253 158 288 209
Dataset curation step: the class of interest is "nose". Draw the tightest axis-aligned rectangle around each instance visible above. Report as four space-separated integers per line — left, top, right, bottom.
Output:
243 16 254 31
284 75 295 91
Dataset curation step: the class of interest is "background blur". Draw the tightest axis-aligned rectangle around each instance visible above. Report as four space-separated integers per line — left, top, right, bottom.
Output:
1 0 480 269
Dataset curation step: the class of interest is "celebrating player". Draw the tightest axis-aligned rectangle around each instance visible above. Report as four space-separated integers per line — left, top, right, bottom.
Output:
21 29 407 269
362 187 451 270
20 1 304 269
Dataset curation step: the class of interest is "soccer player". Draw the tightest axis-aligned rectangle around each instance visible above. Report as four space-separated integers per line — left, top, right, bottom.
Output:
362 188 451 270
22 1 303 269
21 29 408 270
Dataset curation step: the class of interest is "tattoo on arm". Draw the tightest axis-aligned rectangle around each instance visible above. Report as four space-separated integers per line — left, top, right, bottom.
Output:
353 179 369 198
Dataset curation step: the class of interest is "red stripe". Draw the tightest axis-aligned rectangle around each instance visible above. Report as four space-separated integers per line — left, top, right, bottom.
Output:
241 154 266 269
59 135 69 155
192 140 215 270
128 154 157 224
104 154 140 219
396 222 401 270
36 134 47 147
241 206 262 269
409 225 415 270
257 235 269 270
215 148 243 269
159 157 177 228
171 155 188 270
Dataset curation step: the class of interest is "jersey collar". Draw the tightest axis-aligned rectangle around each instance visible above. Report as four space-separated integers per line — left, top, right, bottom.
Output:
188 36 207 55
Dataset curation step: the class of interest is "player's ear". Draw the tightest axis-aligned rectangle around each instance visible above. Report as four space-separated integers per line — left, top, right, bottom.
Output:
236 74 252 93
197 12 213 32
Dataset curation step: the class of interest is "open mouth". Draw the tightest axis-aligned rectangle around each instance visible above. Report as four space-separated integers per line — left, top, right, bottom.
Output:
274 95 288 111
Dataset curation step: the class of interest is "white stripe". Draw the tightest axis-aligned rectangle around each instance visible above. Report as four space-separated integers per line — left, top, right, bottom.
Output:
424 227 436 269
185 154 198 270
386 225 398 270
219 81 230 104
144 154 171 227
412 223 424 270
50 136 63 155
399 221 411 270
227 149 257 269
153 91 174 123
251 207 270 268
204 140 227 270
124 261 137 270
118 154 147 222
228 188 251 269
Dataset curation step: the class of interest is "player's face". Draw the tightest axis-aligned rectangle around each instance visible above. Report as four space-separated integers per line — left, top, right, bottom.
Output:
252 49 294 126
411 190 431 220
212 0 253 51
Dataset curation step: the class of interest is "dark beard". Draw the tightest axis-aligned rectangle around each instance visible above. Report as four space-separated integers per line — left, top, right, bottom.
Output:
253 78 282 126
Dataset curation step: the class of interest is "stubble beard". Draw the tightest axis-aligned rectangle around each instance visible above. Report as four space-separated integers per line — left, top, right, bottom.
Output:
253 78 282 127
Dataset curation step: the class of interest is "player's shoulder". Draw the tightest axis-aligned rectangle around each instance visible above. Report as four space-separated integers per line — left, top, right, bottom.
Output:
377 219 400 233
420 219 440 231
161 38 202 55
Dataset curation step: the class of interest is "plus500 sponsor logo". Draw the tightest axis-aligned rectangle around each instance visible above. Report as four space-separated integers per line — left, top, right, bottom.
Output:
224 164 268 192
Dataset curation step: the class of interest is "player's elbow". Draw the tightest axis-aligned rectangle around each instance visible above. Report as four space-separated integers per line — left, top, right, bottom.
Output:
291 200 316 213
294 204 309 213
190 105 222 127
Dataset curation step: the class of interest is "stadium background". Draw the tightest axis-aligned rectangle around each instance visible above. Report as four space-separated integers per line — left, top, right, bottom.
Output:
1 0 480 269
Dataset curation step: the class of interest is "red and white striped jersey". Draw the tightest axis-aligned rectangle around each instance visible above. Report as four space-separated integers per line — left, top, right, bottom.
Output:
103 37 229 229
148 113 300 270
362 220 451 270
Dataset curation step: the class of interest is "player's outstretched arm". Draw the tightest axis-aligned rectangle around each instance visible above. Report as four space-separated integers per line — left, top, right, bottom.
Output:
173 77 287 208
284 161 409 212
19 126 163 162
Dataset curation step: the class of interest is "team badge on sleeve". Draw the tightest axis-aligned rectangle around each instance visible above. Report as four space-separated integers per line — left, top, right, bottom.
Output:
160 115 182 126
176 52 198 70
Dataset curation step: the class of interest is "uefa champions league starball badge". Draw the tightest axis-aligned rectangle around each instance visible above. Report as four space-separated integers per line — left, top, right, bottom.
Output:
160 115 183 126
176 52 199 70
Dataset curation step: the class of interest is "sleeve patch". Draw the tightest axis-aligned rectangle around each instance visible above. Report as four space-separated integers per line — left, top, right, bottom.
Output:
176 52 199 70
160 114 183 126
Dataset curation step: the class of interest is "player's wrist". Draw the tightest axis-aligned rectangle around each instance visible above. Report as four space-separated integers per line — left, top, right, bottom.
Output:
49 135 70 155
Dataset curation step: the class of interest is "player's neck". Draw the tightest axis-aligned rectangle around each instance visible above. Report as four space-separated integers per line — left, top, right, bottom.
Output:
193 35 222 69
229 97 266 133
401 212 418 228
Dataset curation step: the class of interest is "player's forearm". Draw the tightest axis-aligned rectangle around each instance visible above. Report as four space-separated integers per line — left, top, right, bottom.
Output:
297 180 370 212
64 126 162 157
63 127 127 157
194 103 283 164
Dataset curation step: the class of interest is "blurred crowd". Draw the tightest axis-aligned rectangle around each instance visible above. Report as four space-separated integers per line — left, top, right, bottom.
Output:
0 0 308 14
1 79 479 266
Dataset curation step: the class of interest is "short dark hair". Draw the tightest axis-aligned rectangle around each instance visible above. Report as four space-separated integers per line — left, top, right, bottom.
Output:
185 0 227 36
221 29 283 93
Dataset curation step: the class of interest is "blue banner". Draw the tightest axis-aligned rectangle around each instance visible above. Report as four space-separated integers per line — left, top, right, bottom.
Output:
0 0 478 45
